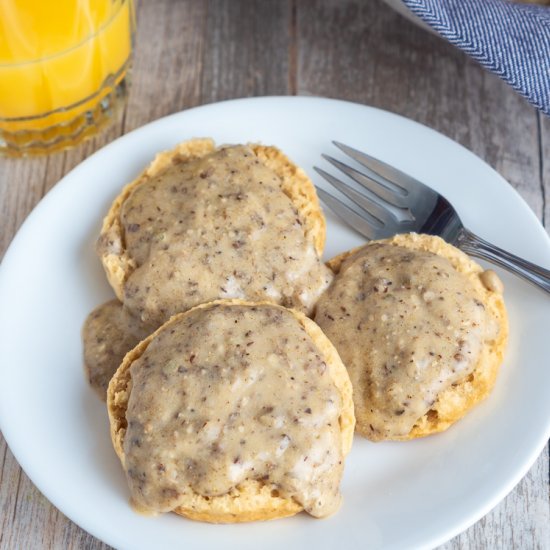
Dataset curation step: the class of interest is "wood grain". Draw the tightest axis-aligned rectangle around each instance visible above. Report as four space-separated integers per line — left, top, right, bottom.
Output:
124 0 206 132
0 0 548 548
201 0 291 102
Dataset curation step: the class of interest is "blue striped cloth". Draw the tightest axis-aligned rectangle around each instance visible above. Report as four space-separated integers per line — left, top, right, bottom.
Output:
401 0 550 116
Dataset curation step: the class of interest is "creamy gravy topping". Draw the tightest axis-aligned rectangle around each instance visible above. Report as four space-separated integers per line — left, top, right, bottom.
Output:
314 243 500 440
123 304 344 517
479 269 504 293
83 300 148 400
118 145 332 330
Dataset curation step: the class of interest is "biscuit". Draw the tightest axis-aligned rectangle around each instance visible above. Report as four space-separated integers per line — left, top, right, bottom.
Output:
315 233 508 441
107 300 355 522
96 140 331 329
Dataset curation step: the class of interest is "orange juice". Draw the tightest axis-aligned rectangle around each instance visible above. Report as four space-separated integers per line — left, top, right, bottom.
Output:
0 0 134 155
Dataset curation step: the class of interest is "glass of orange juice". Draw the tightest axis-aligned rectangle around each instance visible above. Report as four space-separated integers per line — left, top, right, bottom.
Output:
0 0 135 156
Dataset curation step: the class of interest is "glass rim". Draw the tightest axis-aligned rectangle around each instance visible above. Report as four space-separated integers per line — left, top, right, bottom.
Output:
0 0 132 69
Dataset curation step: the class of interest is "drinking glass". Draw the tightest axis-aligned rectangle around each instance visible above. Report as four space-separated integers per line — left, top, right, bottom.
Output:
0 0 135 156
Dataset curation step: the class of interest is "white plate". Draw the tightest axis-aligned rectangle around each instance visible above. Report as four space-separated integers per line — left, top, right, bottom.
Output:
1 97 549 550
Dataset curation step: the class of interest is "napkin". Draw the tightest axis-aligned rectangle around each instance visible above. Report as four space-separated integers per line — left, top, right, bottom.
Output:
401 0 550 116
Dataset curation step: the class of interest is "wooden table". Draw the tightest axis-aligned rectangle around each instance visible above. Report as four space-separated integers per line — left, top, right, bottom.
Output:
1 1 548 548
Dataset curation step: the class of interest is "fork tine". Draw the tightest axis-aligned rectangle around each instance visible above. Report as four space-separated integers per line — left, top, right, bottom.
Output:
314 166 407 226
333 141 427 205
315 187 383 240
322 154 410 209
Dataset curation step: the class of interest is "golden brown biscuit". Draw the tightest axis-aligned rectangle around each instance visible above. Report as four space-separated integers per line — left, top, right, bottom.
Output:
315 233 508 441
96 139 331 329
107 299 355 522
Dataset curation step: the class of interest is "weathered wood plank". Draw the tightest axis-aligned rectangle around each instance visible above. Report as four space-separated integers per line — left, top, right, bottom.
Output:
200 0 291 103
0 156 48 260
123 0 207 133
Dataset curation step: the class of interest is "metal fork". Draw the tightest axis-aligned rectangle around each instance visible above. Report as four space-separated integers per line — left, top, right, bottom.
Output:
315 142 550 294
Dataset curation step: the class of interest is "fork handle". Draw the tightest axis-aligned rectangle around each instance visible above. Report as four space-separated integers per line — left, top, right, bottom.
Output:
457 228 550 294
